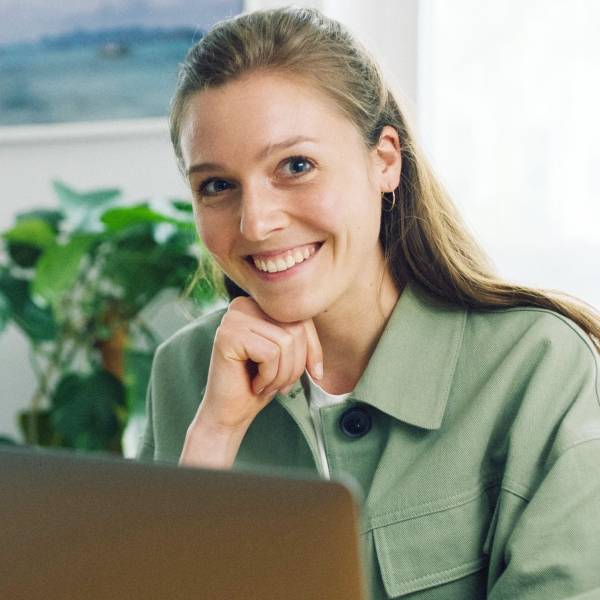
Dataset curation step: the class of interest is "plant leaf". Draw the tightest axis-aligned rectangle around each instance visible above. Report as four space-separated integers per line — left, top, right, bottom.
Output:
6 243 43 269
16 209 64 233
103 246 198 313
52 180 121 208
3 218 57 248
123 349 154 416
170 199 193 213
0 290 10 333
0 274 57 341
101 204 194 231
52 180 122 232
50 370 125 451
0 435 19 446
32 234 99 309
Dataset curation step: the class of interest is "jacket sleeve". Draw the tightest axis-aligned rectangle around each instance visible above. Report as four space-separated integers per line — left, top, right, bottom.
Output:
488 439 600 599
487 321 600 600
135 381 156 463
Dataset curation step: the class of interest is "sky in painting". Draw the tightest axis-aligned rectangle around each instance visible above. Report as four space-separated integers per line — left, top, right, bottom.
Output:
0 0 242 46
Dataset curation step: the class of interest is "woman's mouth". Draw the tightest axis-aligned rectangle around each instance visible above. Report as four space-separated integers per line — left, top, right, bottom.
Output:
246 242 323 277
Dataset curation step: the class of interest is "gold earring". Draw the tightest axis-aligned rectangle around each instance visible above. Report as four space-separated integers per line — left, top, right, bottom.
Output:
381 190 397 212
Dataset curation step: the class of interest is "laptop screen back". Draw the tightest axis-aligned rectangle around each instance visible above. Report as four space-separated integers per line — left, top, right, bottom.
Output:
0 446 368 600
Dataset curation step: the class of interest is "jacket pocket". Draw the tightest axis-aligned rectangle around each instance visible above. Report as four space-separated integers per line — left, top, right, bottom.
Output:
371 484 496 598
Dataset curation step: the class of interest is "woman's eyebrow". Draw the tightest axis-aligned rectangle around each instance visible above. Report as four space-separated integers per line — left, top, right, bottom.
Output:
186 135 318 178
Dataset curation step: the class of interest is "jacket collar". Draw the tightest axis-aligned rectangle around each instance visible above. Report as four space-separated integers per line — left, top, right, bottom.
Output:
352 281 467 430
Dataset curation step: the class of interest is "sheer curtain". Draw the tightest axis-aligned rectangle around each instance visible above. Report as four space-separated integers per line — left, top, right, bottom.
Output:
417 0 600 308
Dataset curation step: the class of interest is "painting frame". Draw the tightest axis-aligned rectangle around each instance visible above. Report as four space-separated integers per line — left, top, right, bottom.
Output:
0 0 245 130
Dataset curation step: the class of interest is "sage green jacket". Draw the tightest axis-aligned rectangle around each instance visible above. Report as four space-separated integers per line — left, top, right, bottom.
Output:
136 281 600 599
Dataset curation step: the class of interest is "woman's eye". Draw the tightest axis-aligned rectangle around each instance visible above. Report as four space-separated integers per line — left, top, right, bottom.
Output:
199 179 231 196
196 157 312 199
282 156 313 176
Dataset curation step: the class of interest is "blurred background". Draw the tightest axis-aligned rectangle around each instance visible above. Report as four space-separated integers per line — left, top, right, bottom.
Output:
0 0 598 456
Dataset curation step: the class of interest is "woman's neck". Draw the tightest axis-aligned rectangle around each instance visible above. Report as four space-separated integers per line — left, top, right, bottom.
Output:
313 269 403 395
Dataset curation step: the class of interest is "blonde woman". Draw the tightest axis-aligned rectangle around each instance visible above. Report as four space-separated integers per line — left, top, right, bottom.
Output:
137 8 600 599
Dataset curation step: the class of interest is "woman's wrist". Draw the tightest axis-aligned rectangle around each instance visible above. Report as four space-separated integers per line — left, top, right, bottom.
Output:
179 412 250 470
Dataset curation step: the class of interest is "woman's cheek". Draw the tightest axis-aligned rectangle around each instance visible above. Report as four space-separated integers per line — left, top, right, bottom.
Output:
196 211 225 257
302 190 341 229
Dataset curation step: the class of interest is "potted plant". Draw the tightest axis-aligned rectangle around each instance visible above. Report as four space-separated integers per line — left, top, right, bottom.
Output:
0 180 217 455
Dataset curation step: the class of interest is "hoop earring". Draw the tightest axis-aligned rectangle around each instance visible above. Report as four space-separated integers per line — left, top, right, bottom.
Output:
381 189 397 212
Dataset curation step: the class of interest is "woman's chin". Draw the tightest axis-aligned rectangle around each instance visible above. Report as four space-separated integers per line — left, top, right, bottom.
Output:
256 297 321 325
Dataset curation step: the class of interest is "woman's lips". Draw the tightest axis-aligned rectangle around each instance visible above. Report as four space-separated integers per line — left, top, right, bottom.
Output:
249 241 322 261
247 242 323 276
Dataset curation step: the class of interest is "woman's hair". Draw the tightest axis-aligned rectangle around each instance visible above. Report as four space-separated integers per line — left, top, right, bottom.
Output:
171 7 600 352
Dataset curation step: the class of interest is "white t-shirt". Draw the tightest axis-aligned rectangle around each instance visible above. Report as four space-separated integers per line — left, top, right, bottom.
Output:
304 370 352 479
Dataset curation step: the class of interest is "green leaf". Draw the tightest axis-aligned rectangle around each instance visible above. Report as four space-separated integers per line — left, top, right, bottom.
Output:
52 180 122 232
0 435 19 446
4 212 65 268
50 370 125 451
170 199 193 213
3 218 57 268
186 274 218 307
0 290 10 333
124 349 154 416
16 209 64 233
18 409 62 446
7 244 43 269
164 228 198 252
0 274 57 341
3 218 57 248
52 180 121 209
101 204 194 232
32 234 99 308
108 223 155 251
103 246 198 313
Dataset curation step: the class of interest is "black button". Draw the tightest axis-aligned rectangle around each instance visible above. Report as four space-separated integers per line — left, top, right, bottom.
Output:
339 405 372 438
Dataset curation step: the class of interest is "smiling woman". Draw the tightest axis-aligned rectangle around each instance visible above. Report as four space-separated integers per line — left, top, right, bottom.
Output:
179 71 399 327
136 7 600 600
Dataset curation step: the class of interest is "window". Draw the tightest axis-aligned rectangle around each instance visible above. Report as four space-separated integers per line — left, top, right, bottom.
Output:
418 0 600 307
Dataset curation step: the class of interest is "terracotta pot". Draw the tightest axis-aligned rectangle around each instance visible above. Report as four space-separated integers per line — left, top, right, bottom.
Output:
96 323 128 381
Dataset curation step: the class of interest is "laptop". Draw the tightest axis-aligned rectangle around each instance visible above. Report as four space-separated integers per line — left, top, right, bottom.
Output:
0 445 369 600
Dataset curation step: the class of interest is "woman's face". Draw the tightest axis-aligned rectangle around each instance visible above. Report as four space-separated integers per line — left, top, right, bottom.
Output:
179 71 400 323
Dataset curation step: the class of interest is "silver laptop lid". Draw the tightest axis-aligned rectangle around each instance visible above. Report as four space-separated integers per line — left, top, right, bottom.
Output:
0 446 368 600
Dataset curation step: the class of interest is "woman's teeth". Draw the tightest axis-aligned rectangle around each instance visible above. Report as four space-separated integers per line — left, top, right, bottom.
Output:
252 246 316 273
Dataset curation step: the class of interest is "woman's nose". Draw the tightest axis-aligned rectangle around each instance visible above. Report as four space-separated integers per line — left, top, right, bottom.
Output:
239 184 288 241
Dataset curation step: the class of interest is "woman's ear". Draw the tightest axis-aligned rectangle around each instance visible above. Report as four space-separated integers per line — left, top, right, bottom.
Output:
371 125 402 192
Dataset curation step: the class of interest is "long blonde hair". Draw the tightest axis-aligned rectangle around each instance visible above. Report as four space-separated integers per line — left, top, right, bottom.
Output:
170 7 600 352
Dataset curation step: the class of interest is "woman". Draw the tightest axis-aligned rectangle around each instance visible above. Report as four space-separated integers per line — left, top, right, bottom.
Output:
137 7 600 599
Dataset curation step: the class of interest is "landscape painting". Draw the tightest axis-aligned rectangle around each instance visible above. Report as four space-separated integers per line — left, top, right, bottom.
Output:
0 0 243 127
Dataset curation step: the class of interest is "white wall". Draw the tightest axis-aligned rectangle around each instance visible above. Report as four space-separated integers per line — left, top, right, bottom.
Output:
323 0 419 112
0 118 187 230
246 0 420 110
0 0 420 444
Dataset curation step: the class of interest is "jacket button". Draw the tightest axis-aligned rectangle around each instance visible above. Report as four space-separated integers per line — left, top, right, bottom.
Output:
339 405 372 438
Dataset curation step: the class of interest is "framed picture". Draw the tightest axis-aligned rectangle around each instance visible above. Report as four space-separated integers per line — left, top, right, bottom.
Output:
0 0 244 127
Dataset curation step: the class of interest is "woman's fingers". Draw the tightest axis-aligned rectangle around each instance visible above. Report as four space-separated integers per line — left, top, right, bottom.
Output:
241 333 281 396
253 326 295 395
249 317 321 393
223 297 323 396
275 322 306 395
198 297 324 435
217 322 280 394
303 318 324 380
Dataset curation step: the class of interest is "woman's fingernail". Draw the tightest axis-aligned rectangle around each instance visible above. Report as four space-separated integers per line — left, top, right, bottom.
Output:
313 362 323 379
256 385 265 395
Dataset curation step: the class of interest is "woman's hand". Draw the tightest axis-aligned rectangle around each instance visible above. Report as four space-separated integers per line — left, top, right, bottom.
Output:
186 295 323 440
